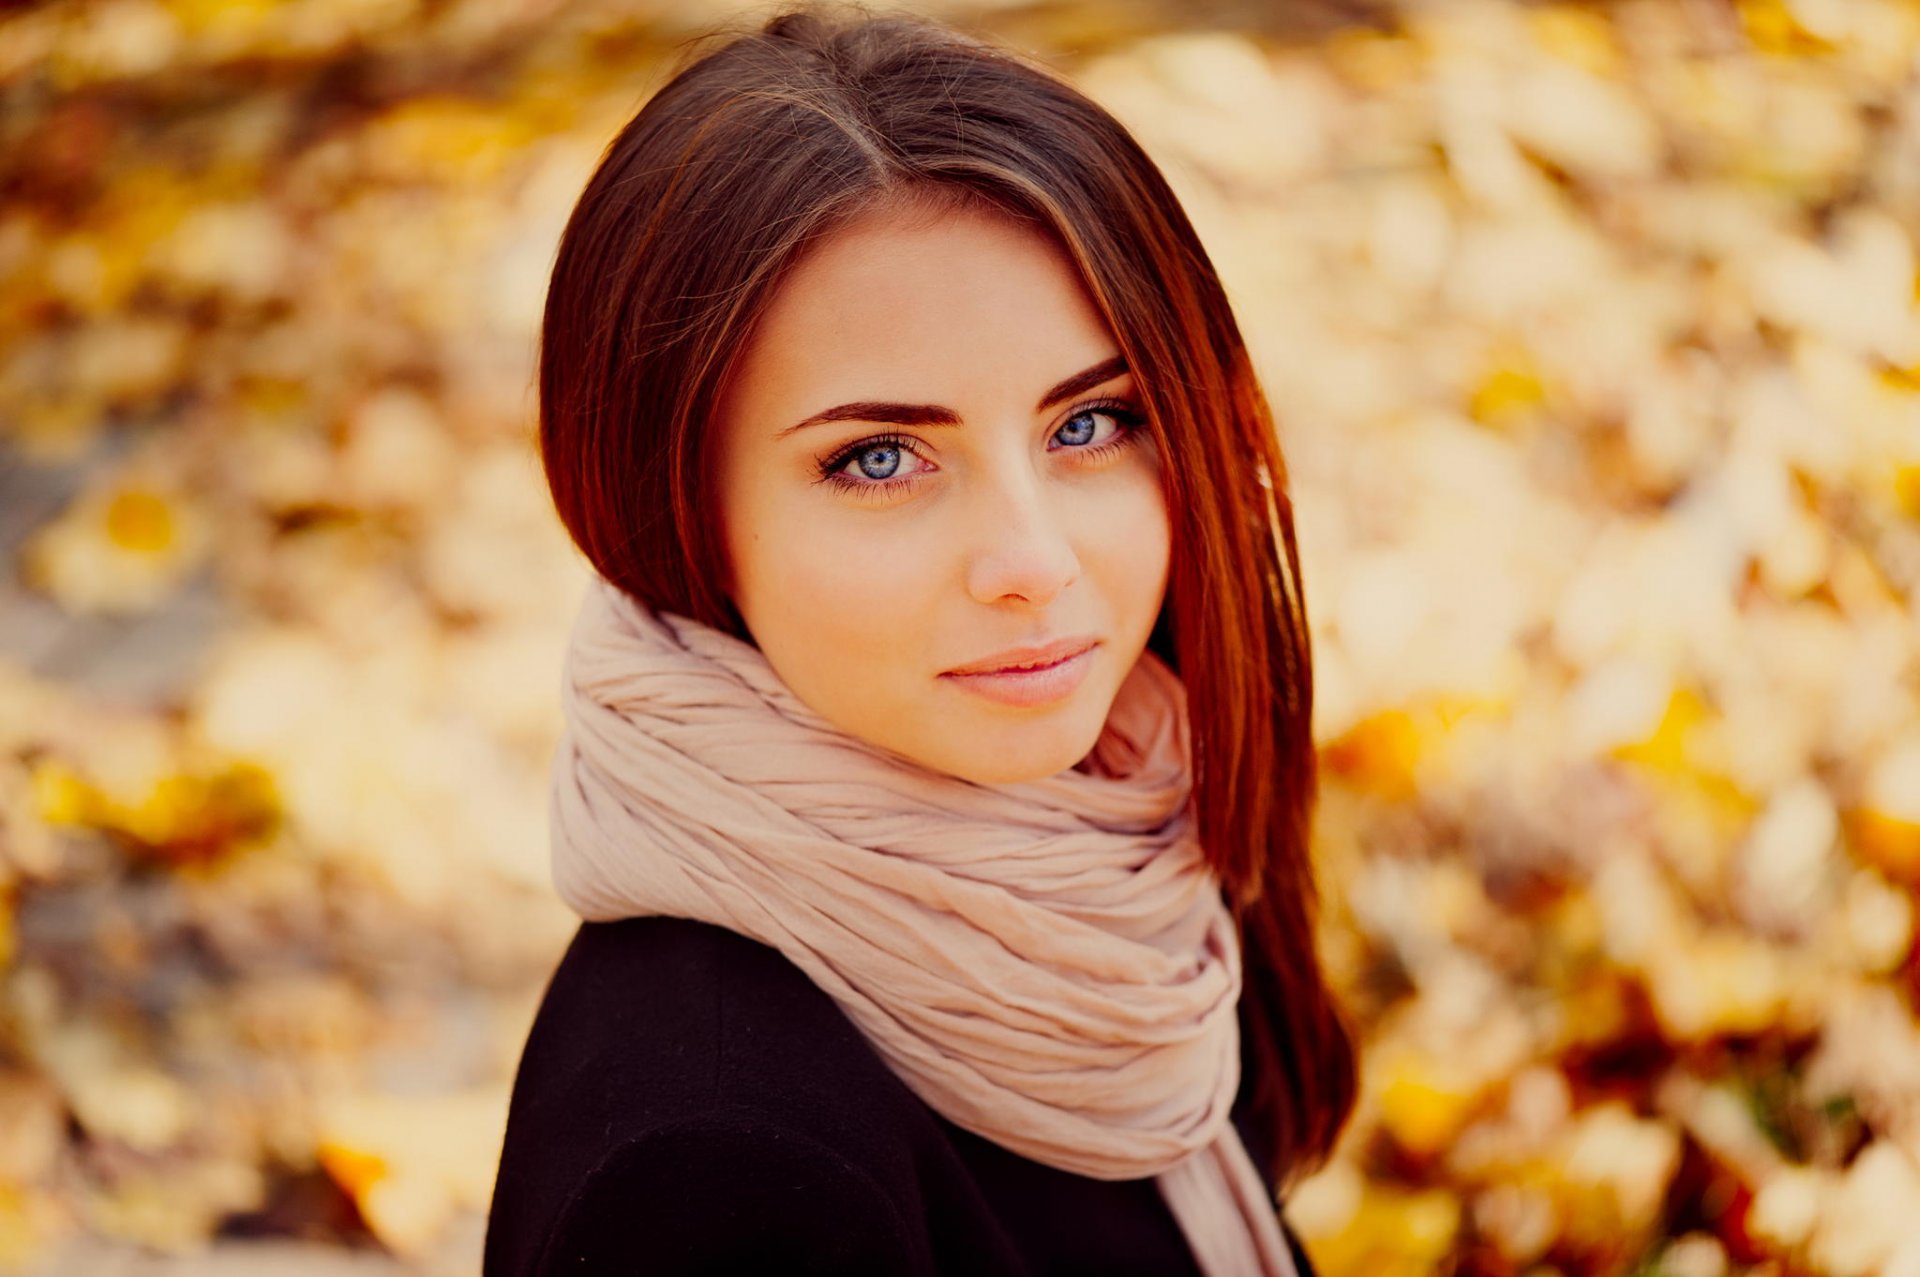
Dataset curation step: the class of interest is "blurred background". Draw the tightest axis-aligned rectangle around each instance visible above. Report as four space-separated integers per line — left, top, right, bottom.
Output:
2 0 1918 1273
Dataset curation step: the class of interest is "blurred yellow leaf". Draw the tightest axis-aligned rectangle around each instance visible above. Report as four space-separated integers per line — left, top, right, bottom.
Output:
102 486 175 554
1300 1175 1461 1277
1852 738 1920 882
1893 463 1920 520
1613 685 1712 775
1468 346 1549 429
20 468 213 615
1525 5 1624 79
30 758 95 827
314 1087 509 1256
1319 28 1422 93
316 1140 388 1202
1738 0 1843 56
0 1179 64 1270
29 753 280 870
1376 1045 1487 1158
364 96 542 185
1322 708 1423 801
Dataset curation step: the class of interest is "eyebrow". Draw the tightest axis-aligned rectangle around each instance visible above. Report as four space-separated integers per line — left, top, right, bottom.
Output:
774 354 1130 440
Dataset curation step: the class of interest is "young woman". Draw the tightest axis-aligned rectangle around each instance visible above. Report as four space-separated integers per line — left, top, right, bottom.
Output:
484 5 1357 1273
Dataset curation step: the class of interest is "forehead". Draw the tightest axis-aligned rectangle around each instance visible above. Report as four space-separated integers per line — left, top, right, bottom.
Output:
723 202 1117 418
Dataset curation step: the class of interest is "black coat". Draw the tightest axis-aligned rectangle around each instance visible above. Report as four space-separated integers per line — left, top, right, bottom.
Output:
484 914 1317 1276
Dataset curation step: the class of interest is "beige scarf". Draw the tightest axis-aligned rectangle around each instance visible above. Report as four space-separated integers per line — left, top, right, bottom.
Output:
547 573 1299 1276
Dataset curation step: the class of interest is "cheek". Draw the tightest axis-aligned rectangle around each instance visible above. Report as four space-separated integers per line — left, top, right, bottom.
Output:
1094 468 1173 609
731 497 924 679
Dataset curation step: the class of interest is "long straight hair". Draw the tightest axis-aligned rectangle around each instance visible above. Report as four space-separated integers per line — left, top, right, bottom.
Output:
536 1 1357 1194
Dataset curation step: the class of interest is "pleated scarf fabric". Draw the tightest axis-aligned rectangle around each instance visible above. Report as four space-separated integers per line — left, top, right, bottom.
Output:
547 573 1299 1277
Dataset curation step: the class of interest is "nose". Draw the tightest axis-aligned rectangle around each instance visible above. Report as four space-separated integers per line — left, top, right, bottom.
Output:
963 458 1082 607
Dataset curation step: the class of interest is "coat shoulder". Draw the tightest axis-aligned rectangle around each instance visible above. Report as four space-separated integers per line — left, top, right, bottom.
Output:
533 1108 929 1276
553 914 921 1129
486 916 936 1276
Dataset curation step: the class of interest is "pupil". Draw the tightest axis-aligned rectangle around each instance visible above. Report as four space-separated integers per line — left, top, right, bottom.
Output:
859 445 899 479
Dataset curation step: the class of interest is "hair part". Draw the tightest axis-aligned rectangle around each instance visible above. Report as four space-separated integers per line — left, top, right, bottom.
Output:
537 0 1357 1193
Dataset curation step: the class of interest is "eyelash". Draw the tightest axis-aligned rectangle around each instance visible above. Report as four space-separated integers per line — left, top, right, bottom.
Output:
813 399 1150 501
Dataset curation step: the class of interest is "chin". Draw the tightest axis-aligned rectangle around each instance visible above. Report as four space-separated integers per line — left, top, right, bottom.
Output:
926 709 1109 786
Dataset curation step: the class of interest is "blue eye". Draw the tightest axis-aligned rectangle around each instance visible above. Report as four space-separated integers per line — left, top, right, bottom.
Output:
1053 401 1148 452
846 440 912 483
808 434 926 492
1056 411 1103 447
813 399 1149 501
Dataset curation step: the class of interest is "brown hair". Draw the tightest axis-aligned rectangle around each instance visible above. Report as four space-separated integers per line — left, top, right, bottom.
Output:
537 1 1357 1193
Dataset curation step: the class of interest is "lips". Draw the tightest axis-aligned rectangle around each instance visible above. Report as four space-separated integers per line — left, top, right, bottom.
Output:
943 636 1098 677
938 642 1098 708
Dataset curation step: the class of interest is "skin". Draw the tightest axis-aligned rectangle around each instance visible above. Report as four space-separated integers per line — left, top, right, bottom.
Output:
710 197 1172 786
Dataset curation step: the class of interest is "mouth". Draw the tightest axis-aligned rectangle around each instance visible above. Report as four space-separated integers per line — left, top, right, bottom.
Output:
942 636 1099 677
938 642 1099 708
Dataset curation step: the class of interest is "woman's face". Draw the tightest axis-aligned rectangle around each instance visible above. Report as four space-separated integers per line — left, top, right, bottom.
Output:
711 199 1172 786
